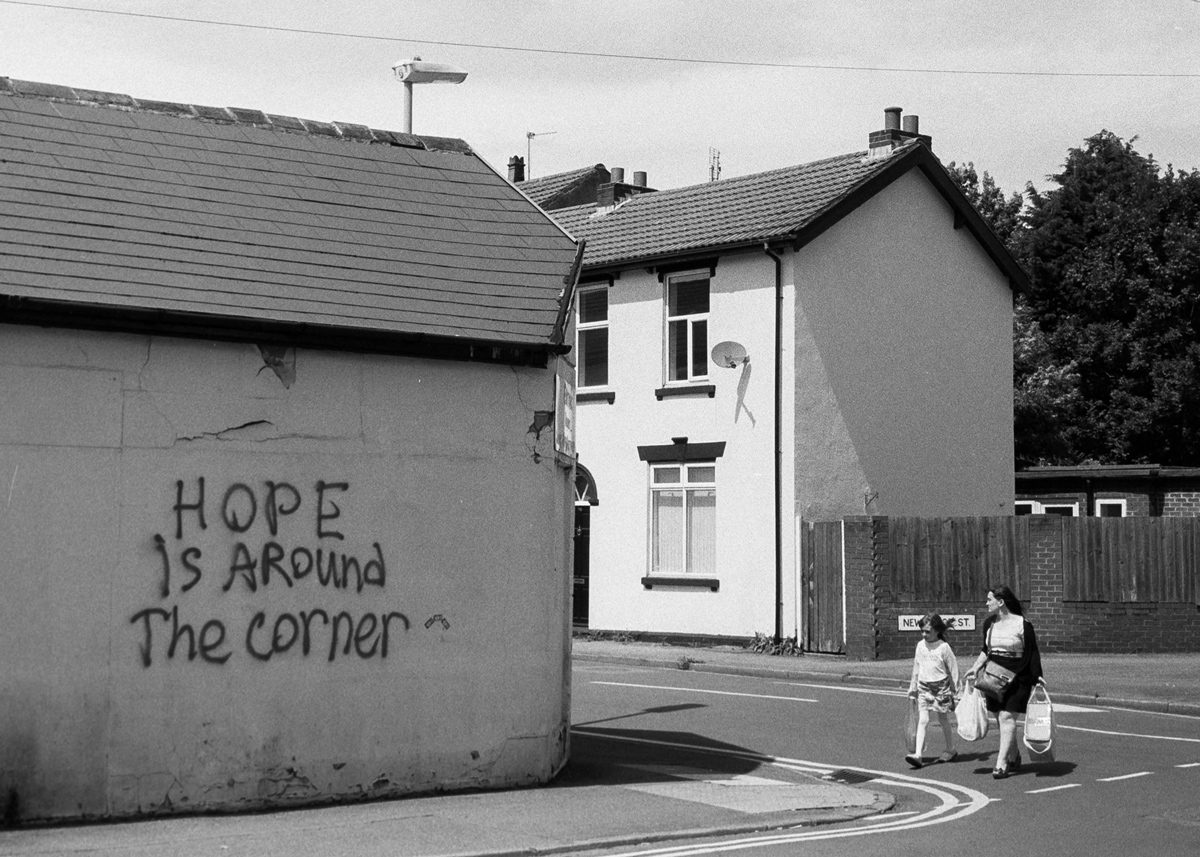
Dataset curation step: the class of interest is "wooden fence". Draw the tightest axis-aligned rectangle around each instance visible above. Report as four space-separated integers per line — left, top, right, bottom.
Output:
883 517 1031 604
811 515 1200 657
1063 517 1198 603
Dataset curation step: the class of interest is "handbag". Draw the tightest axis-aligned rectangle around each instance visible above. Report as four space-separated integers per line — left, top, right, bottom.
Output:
975 660 1017 701
955 680 989 742
975 624 1018 702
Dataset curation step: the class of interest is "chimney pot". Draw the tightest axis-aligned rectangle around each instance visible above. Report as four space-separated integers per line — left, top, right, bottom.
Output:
902 114 919 134
507 155 525 183
884 106 902 131
610 167 625 183
632 171 647 187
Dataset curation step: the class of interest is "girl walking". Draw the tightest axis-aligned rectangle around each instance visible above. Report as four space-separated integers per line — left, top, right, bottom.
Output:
905 613 960 769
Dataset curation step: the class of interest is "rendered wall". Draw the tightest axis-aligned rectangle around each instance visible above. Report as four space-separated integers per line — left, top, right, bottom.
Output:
577 252 787 638
0 323 573 822
793 169 1015 519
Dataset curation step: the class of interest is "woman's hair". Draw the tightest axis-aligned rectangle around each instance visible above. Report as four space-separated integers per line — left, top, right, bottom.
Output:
920 612 949 639
989 585 1024 616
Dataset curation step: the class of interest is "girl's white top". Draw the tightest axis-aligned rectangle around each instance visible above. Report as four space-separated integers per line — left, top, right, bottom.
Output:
909 639 959 691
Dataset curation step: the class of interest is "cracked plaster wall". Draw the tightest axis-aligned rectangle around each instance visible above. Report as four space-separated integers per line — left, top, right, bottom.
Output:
0 323 573 822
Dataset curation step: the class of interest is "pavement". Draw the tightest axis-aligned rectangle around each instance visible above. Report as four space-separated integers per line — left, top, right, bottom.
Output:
2 639 1198 857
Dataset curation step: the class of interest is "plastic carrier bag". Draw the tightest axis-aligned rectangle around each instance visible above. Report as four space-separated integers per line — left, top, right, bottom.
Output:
1023 682 1055 760
956 680 989 742
904 697 919 754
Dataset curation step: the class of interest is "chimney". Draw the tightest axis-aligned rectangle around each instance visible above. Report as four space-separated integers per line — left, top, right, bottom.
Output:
867 107 932 161
595 167 657 209
508 155 525 183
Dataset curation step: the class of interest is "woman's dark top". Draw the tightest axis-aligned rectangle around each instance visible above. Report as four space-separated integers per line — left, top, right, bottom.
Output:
980 615 1043 713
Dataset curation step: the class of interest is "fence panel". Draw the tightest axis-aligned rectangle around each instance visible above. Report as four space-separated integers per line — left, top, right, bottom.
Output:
883 518 1026 603
801 520 845 654
1062 517 1199 603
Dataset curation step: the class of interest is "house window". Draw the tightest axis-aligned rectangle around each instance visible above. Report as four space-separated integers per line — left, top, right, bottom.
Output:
576 285 609 388
649 462 716 576
1095 499 1127 517
665 273 709 383
1015 501 1080 516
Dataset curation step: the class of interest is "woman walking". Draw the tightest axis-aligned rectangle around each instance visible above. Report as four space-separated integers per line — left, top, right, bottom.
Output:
964 585 1044 779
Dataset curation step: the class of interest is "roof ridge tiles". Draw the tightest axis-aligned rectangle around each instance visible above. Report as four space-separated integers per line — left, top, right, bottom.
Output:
0 75 462 154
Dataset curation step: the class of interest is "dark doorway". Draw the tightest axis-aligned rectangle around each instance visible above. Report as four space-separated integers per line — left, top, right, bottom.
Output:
573 505 590 626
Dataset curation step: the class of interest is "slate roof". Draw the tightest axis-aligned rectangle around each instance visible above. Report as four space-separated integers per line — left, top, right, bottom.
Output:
0 77 582 357
545 143 1026 288
518 163 609 210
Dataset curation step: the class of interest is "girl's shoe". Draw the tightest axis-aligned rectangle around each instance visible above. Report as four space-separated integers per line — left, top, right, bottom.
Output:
904 754 923 769
937 750 958 763
991 765 1010 779
1008 751 1022 772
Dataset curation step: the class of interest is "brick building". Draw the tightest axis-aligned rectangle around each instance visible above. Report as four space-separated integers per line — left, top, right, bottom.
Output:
1016 464 1200 517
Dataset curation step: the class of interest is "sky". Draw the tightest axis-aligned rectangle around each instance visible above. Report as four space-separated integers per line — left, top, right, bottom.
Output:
2 1 1200 200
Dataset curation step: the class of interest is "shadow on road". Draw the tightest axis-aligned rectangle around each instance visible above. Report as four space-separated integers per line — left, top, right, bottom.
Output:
555 726 768 789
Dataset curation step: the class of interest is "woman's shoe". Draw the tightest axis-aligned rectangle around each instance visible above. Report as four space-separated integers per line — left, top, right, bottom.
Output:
937 750 958 763
905 754 923 769
1008 752 1022 772
992 765 1010 779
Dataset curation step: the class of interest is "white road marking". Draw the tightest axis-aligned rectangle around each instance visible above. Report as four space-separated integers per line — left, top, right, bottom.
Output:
1026 784 1082 794
1059 724 1200 743
775 680 908 697
592 681 818 703
1175 762 1200 768
1098 771 1154 782
773 681 1106 712
570 728 993 856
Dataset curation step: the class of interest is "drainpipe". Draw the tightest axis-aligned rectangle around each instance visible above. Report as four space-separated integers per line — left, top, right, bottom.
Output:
764 244 784 642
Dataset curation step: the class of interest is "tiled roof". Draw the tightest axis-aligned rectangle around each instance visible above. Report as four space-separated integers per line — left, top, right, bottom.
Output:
0 77 581 352
547 143 954 270
518 164 607 209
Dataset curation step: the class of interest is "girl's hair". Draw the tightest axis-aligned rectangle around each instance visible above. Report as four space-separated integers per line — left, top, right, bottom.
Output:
920 612 948 640
989 585 1025 616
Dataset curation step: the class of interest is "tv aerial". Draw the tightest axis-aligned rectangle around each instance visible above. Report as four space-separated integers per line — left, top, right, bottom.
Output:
526 130 557 177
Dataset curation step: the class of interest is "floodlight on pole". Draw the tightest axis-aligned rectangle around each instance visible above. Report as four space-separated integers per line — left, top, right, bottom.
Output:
391 56 468 134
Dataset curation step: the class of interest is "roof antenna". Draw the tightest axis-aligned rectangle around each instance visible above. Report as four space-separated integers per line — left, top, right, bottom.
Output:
526 130 557 178
708 147 722 182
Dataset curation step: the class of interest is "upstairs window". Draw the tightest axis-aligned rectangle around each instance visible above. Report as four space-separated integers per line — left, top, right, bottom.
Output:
666 274 709 383
576 285 609 388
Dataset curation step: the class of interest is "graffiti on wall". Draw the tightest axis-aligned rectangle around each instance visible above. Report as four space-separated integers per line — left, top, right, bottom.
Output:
130 478 431 666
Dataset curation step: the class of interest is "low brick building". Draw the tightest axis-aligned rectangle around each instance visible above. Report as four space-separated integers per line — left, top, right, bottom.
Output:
1016 464 1200 518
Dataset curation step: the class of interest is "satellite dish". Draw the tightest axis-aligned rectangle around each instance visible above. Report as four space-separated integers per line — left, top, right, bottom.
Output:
710 341 748 369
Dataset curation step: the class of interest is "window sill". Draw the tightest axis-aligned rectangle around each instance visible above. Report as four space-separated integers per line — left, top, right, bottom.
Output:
655 384 715 400
577 390 616 404
641 576 720 591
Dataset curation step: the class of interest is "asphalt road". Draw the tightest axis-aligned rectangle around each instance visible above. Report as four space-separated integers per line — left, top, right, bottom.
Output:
571 659 1200 856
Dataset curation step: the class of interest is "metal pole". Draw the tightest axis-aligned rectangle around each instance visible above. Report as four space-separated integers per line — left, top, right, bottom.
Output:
402 81 413 134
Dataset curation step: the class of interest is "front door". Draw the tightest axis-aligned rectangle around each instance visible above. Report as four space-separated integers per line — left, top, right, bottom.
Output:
572 505 590 626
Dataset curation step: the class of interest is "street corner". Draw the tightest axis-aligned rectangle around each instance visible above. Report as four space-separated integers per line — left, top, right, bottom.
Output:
615 762 896 828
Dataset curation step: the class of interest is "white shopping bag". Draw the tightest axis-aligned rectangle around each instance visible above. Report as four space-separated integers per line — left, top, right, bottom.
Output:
956 681 989 742
1023 682 1055 760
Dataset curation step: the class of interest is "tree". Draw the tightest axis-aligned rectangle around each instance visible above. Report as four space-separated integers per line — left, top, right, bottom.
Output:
1021 131 1200 464
945 161 1024 251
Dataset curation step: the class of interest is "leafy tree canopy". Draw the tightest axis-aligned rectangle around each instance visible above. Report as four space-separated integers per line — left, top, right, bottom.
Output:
1019 131 1200 464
